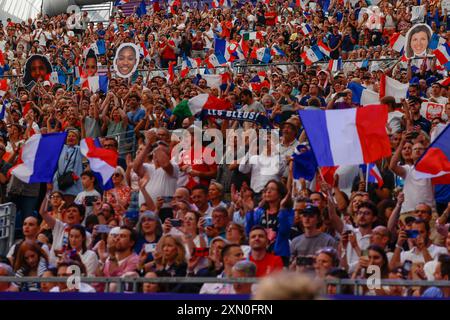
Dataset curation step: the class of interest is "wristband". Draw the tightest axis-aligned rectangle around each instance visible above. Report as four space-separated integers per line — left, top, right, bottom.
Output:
395 244 403 251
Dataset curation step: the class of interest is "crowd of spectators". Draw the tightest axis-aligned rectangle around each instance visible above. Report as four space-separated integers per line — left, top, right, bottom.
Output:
0 0 449 297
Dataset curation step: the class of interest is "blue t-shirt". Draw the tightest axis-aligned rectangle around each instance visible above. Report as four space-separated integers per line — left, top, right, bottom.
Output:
127 107 145 128
300 95 326 107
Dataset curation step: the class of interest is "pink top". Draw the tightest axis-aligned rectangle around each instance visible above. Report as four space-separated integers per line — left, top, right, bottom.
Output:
103 253 139 277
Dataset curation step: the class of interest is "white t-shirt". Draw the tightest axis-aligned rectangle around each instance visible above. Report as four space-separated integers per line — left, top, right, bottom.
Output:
400 165 434 213
80 250 99 277
203 29 214 49
400 244 448 264
344 225 372 273
74 189 101 219
239 153 283 193
50 283 96 293
388 110 404 134
138 161 179 206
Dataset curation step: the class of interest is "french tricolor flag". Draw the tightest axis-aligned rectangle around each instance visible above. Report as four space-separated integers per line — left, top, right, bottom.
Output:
317 41 331 57
299 105 391 166
301 23 313 36
360 163 384 187
81 75 109 94
347 81 379 106
301 46 323 66
80 138 118 187
328 58 342 72
205 53 227 69
389 33 406 53
10 132 67 183
271 45 286 57
414 125 450 184
433 43 450 69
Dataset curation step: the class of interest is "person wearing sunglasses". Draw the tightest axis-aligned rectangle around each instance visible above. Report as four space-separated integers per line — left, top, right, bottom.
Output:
103 167 131 219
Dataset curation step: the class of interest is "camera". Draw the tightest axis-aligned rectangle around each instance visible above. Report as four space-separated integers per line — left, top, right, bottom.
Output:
204 217 213 227
296 256 315 267
405 229 419 239
170 219 183 227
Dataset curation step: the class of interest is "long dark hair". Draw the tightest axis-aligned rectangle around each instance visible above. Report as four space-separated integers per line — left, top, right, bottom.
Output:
367 244 389 279
68 224 87 253
23 55 53 85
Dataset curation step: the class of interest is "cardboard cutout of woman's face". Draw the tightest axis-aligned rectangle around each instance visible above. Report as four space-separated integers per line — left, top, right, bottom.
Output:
405 23 433 59
23 54 53 86
83 52 98 78
113 43 140 78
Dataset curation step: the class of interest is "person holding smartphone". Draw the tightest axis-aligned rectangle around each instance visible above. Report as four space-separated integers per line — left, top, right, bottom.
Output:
74 170 101 220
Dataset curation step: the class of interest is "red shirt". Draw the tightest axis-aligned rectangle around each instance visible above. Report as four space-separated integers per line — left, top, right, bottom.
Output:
159 40 176 60
180 146 217 189
265 11 277 26
250 253 284 277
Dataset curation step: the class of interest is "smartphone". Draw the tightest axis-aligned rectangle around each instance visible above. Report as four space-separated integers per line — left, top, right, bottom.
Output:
170 219 183 227
361 249 369 257
85 195 98 206
336 92 347 98
193 247 210 257
96 224 111 234
296 256 315 267
162 196 173 203
204 217 213 227
406 229 419 239
144 243 157 254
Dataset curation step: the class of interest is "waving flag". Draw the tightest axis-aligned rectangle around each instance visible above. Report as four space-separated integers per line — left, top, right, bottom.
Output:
271 45 286 57
205 53 227 69
379 74 409 103
181 57 202 77
433 43 450 69
114 0 130 5
301 46 323 65
328 58 342 72
214 38 244 62
249 71 270 92
0 100 7 120
347 81 379 106
10 132 67 183
250 47 271 63
136 0 147 17
172 94 231 118
80 138 118 186
139 42 150 60
299 105 391 166
81 75 109 94
292 145 318 181
414 125 450 183
243 32 265 41
389 33 405 53
317 41 331 57
301 23 313 36
355 60 369 69
360 163 384 187
428 33 446 50
0 50 5 67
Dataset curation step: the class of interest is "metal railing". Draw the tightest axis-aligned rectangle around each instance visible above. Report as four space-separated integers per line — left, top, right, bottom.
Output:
1 276 450 296
0 203 16 257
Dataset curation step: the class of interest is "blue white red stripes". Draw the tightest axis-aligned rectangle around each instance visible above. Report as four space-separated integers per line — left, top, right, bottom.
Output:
433 43 450 69
299 105 391 166
80 138 118 186
11 132 67 183
347 81 379 106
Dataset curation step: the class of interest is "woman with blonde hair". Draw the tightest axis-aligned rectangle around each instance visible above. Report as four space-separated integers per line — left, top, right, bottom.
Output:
104 166 132 218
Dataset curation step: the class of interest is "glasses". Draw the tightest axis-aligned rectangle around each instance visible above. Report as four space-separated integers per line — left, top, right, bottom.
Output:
356 210 373 216
113 173 122 178
103 144 115 148
415 209 430 214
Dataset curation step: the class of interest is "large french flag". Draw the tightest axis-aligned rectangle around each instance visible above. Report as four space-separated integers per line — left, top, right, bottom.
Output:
317 41 331 57
80 138 118 186
347 81 379 106
81 75 109 94
11 132 67 183
299 105 391 166
414 125 450 183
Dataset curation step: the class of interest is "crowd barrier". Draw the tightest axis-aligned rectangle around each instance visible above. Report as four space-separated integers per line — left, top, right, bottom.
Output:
1 276 449 296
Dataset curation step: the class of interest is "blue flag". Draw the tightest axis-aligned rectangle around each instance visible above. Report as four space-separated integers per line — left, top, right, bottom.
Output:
136 0 147 17
292 145 318 181
96 40 106 55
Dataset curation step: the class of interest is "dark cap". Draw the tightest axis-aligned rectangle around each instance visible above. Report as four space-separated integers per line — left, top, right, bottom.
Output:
301 204 320 216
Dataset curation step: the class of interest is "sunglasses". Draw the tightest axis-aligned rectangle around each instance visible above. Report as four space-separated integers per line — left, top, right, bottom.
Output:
113 173 122 177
